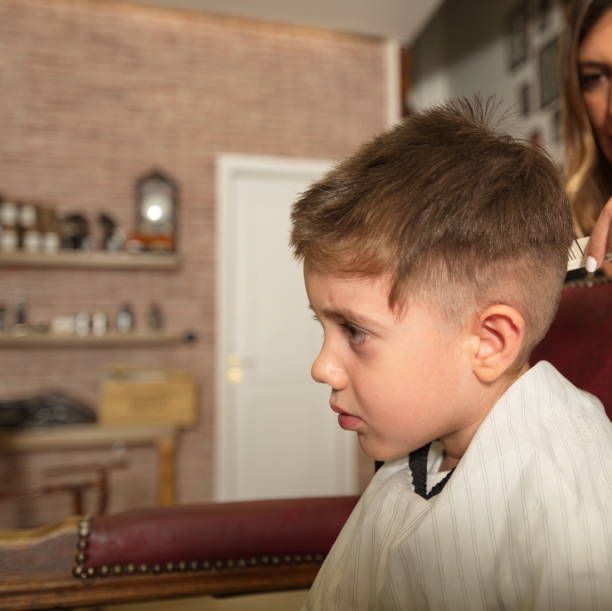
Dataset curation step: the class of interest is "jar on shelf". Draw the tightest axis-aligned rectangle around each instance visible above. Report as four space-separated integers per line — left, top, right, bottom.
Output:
19 203 42 253
0 199 19 252
116 304 135 334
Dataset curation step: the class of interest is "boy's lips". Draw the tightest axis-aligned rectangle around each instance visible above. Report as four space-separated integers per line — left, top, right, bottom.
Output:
330 404 363 431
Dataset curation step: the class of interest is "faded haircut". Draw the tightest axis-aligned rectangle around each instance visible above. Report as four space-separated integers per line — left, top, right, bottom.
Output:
290 97 573 364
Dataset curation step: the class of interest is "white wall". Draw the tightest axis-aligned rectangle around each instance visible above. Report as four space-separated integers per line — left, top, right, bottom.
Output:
409 0 565 161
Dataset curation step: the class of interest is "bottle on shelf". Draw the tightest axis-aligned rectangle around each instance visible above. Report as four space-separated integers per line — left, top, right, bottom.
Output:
116 303 135 334
92 311 108 336
14 297 28 336
0 302 6 332
39 206 61 253
148 302 164 331
0 199 19 252
19 202 42 253
74 311 91 337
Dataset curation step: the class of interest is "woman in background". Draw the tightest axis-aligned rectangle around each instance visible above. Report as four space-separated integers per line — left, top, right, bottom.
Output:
563 0 611 274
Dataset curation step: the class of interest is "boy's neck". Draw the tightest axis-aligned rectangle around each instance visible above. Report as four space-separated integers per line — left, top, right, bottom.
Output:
438 362 530 472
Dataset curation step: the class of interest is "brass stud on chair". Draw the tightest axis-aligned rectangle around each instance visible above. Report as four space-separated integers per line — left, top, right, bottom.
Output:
100 565 110 576
152 563 162 573
126 563 136 574
237 558 247 568
78 518 91 537
165 562 175 572
189 560 199 570
112 565 123 575
261 556 270 565
138 563 149 573
73 516 95 581
178 561 187 571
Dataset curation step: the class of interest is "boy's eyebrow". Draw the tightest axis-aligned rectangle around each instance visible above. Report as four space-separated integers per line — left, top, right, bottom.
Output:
308 304 383 329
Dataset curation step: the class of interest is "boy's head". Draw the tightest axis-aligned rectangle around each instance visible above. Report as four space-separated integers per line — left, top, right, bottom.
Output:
291 97 572 364
291 98 573 462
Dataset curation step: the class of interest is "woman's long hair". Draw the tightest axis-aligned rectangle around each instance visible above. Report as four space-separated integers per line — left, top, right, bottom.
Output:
562 0 612 236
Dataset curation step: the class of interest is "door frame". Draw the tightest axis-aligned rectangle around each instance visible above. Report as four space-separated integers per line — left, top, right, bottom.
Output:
214 153 357 501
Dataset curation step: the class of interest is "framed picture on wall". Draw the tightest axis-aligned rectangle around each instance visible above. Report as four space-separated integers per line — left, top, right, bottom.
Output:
551 106 563 144
518 82 531 117
507 2 529 70
539 36 560 108
534 0 552 31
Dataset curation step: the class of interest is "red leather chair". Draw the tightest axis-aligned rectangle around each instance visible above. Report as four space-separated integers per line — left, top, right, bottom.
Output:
0 496 359 610
0 281 608 610
531 280 610 417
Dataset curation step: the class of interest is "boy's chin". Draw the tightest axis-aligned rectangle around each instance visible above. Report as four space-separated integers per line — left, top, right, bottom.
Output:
358 437 410 463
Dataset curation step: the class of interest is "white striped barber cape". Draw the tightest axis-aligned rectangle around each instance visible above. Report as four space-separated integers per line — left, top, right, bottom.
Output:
303 361 612 610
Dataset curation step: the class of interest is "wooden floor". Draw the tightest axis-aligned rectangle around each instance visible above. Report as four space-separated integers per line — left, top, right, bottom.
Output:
93 590 308 610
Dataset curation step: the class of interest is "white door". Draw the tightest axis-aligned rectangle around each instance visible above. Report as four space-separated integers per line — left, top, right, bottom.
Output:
215 155 357 501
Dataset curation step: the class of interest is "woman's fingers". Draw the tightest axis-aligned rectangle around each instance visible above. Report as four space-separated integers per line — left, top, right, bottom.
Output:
585 197 612 271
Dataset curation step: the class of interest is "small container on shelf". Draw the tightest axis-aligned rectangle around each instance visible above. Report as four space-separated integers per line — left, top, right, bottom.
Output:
0 199 19 253
0 302 7 332
116 303 135 334
92 311 109 337
50 315 75 336
74 311 91 337
39 206 61 254
13 296 28 336
148 302 164 331
19 203 41 253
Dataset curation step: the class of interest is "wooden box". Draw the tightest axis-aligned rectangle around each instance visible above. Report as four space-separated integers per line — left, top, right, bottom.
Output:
100 367 196 426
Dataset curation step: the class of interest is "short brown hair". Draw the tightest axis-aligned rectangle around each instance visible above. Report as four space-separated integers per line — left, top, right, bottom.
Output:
291 98 573 362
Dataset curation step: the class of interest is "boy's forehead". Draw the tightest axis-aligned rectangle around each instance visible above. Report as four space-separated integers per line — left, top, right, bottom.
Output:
304 267 464 340
304 267 391 298
304 268 398 321
305 264 471 320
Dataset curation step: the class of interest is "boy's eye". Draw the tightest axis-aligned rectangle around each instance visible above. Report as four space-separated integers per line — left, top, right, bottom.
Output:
340 322 367 346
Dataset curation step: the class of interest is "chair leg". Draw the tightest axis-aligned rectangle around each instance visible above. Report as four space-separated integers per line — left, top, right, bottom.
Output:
71 485 84 515
97 470 109 515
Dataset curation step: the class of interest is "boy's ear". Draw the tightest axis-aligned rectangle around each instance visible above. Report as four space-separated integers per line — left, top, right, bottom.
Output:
469 304 526 383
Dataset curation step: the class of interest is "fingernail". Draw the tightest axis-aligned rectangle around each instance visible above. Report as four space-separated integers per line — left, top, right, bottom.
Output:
585 256 597 273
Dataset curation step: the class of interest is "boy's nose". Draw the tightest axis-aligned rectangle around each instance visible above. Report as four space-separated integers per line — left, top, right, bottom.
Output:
311 345 347 390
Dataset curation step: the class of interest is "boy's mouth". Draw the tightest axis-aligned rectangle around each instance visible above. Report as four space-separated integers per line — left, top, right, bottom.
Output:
330 404 363 431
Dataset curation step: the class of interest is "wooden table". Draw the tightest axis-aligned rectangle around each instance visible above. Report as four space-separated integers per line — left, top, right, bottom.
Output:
0 424 177 505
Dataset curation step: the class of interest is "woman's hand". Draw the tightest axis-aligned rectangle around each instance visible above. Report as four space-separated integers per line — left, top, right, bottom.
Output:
585 197 612 274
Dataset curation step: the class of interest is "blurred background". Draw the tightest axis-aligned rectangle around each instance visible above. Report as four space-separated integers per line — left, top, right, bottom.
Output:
0 0 567 529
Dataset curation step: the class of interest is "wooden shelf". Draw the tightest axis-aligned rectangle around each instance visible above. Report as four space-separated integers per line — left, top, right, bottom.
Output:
0 423 176 453
0 332 193 348
0 250 179 270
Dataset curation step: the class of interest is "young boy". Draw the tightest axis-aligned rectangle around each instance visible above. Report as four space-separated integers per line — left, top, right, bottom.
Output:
290 98 612 610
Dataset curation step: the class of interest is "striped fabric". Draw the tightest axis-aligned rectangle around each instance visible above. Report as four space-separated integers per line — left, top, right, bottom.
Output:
303 362 612 610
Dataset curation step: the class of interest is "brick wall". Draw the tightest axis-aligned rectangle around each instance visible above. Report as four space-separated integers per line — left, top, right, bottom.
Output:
0 0 386 526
